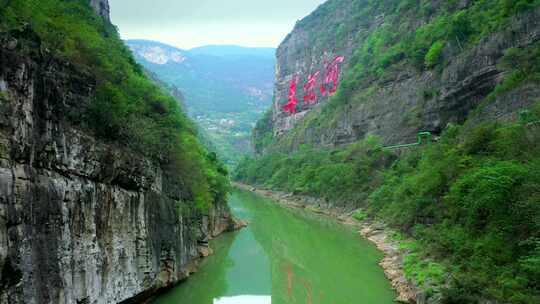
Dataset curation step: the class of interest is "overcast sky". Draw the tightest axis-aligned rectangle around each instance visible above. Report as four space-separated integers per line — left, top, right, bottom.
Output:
109 0 327 49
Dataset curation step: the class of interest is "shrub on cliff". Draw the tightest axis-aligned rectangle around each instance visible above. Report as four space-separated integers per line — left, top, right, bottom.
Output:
425 41 445 69
252 109 274 154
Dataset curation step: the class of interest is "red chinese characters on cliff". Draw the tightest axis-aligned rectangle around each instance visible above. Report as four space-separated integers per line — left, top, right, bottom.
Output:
282 55 345 115
321 56 345 96
282 76 299 114
303 71 320 105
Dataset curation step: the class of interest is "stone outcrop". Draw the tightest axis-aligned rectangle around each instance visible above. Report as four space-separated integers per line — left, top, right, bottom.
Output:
270 0 358 142
266 2 540 153
89 0 110 21
0 31 234 304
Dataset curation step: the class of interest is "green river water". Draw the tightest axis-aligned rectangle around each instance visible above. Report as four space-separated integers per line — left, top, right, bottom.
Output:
153 189 396 304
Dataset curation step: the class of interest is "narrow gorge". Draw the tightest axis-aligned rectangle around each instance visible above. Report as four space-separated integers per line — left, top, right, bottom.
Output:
2 0 540 304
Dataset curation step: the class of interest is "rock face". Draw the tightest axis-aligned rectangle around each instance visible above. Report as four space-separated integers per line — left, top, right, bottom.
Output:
128 43 187 65
0 33 234 304
89 0 110 21
266 2 540 153
271 0 361 139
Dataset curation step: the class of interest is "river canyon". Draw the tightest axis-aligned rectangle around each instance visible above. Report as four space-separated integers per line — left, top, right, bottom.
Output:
153 190 396 304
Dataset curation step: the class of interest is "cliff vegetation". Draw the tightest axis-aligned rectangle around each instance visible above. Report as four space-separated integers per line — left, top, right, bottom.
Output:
0 0 230 210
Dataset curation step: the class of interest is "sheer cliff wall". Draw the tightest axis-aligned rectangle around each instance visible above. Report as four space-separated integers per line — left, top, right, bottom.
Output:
0 32 233 304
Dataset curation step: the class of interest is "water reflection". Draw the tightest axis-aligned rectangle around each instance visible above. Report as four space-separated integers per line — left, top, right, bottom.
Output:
152 189 396 304
213 295 271 304
220 226 271 296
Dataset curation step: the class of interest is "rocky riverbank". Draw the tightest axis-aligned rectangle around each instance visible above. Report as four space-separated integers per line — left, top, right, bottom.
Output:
234 182 422 304
139 217 247 304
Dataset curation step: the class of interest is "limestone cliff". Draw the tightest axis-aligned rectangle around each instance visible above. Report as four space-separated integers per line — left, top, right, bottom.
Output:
89 0 110 21
0 30 234 304
263 1 540 153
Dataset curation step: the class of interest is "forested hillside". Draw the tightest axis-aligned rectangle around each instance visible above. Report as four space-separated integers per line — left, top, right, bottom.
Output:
126 40 275 166
236 1 540 303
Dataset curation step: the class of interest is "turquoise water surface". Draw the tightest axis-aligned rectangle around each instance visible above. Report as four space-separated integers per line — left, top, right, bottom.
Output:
153 189 396 304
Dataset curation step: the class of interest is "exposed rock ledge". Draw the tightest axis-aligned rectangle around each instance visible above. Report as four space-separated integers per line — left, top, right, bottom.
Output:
234 182 422 304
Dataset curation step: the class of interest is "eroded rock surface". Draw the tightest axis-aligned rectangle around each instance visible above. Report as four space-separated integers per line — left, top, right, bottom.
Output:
0 33 234 304
89 0 110 21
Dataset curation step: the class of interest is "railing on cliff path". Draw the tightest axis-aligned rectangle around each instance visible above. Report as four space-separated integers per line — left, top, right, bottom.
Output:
384 110 540 150
383 132 432 150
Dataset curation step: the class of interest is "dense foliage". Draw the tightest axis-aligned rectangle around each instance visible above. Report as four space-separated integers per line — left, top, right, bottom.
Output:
235 102 540 303
235 136 394 206
0 0 229 210
372 116 540 303
252 109 274 154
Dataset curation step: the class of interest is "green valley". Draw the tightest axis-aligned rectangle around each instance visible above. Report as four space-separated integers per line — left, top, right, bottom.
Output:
126 40 275 167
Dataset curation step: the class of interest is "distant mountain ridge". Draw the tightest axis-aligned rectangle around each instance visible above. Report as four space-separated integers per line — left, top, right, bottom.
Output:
127 39 187 65
125 39 275 114
125 39 276 166
127 40 275 60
